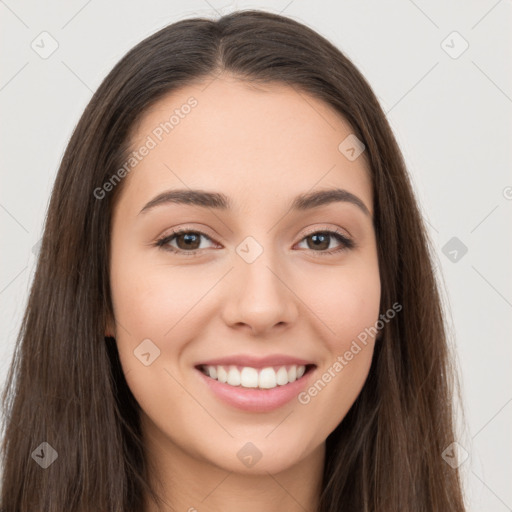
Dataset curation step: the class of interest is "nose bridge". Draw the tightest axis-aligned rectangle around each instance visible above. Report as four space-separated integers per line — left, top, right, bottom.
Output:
222 232 298 333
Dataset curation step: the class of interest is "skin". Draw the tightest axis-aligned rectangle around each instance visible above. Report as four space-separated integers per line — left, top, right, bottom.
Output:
107 73 381 512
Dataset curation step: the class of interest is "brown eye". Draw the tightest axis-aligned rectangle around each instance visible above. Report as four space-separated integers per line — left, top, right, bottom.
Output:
155 227 354 257
156 229 216 254
296 230 354 255
173 232 202 251
306 232 330 250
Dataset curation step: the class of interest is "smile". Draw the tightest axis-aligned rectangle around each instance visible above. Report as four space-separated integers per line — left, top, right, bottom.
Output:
195 363 317 413
198 364 311 389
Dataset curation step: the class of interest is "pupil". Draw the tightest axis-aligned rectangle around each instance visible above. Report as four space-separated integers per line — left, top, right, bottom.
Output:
181 233 199 249
311 233 328 249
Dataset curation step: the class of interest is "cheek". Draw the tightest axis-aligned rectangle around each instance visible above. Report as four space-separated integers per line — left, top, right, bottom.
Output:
109 247 228 395
109 246 208 338
298 261 381 348
108 250 204 427
292 264 380 429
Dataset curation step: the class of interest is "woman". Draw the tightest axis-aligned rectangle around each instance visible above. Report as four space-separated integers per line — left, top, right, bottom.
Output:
0 9 467 512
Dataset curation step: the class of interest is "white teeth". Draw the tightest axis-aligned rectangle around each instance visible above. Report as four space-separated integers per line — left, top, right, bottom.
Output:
227 365 241 386
240 367 259 388
200 364 308 389
276 366 289 385
217 366 228 383
258 367 277 389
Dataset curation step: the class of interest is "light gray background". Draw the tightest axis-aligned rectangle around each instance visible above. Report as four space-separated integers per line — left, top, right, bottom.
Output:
1 1 511 510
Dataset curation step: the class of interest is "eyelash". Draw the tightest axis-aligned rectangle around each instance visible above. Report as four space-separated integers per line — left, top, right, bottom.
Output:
154 226 355 258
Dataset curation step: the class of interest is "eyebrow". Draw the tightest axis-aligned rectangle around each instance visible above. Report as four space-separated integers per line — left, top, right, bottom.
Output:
138 187 371 217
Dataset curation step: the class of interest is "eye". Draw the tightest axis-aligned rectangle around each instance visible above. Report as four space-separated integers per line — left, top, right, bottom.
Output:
155 228 218 256
295 227 355 256
154 226 355 257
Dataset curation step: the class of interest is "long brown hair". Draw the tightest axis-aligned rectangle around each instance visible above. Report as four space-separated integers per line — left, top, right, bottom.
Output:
0 9 467 511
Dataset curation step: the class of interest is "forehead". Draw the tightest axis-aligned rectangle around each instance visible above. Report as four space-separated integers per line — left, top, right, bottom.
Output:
119 74 372 217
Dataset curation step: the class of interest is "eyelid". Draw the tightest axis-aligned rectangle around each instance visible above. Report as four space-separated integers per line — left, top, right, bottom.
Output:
154 223 355 255
156 223 350 242
156 223 219 243
300 224 351 240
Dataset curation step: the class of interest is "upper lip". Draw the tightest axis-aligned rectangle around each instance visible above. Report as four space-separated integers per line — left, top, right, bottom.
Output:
195 354 316 369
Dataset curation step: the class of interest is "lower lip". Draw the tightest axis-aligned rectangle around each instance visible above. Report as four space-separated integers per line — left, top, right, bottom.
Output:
195 366 316 413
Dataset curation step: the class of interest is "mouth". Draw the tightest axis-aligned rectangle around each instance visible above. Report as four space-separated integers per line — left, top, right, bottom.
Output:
195 363 317 390
193 354 318 412
195 362 318 412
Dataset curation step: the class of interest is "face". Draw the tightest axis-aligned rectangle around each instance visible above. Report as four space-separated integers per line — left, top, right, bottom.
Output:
108 74 381 477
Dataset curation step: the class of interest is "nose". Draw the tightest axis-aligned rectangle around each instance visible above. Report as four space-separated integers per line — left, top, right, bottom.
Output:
220 248 299 336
